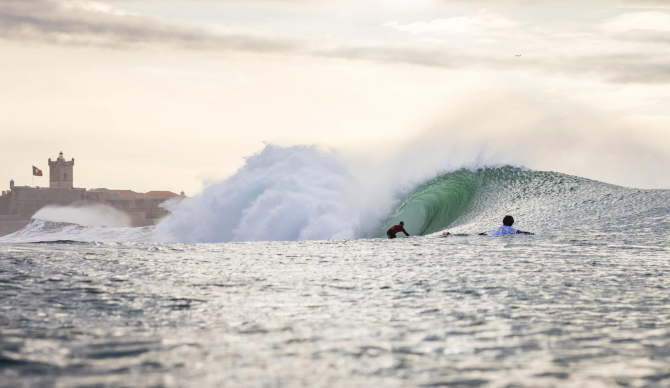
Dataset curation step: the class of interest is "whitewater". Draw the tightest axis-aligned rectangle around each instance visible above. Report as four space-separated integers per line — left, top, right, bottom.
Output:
4 145 669 244
1 145 670 387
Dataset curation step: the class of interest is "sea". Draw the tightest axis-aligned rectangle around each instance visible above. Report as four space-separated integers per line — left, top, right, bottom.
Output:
1 146 670 387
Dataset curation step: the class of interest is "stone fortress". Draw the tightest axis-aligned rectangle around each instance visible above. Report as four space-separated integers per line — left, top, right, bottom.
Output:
0 152 185 237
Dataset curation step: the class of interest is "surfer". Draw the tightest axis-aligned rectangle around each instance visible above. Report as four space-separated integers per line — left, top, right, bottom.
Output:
480 215 534 236
441 215 533 236
387 222 410 239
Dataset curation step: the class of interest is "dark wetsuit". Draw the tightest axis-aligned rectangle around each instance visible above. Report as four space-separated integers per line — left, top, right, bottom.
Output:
387 224 409 239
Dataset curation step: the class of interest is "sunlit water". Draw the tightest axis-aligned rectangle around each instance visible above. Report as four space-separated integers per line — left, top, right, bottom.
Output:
2 164 670 387
2 234 670 387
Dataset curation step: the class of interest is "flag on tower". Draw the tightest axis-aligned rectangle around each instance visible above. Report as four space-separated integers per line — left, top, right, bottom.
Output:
32 166 43 176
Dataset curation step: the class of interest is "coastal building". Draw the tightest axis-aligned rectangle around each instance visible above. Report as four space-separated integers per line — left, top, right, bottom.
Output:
49 152 74 188
0 152 184 236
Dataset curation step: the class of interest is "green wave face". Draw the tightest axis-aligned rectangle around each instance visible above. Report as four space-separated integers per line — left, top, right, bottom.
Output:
380 166 569 236
382 168 487 236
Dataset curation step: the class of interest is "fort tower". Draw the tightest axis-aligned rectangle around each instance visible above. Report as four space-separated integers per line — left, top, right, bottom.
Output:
48 152 74 189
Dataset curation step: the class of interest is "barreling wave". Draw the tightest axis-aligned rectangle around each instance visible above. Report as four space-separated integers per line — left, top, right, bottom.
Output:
1 145 669 244
381 166 569 235
381 169 484 236
157 144 670 242
384 165 670 238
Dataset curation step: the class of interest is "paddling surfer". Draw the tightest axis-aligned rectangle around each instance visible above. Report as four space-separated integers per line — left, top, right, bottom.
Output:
442 215 533 237
387 222 410 239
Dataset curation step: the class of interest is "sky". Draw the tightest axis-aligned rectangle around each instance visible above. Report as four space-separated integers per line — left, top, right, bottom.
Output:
1 0 670 193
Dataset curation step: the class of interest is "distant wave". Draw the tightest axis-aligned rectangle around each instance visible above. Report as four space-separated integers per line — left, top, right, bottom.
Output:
33 204 131 228
0 219 152 244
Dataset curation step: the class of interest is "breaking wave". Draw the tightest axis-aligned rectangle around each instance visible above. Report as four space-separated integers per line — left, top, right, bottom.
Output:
2 145 669 243
383 166 670 239
0 219 152 244
155 145 358 242
33 205 131 228
157 145 670 242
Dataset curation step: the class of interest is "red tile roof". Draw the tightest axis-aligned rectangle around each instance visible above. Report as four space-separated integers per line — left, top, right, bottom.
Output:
144 191 179 197
91 189 140 195
90 189 179 197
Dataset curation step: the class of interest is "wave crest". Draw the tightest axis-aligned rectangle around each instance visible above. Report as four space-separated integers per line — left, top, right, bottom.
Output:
3 145 668 244
155 145 358 243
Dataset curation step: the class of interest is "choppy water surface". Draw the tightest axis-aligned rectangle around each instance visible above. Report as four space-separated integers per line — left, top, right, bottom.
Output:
2 165 670 386
2 235 670 387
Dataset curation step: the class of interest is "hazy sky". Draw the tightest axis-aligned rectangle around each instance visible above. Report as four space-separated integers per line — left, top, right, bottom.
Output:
1 0 670 193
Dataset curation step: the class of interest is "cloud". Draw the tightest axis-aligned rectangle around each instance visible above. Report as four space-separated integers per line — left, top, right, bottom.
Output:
384 14 520 35
2 0 670 84
325 45 670 84
0 0 300 51
618 30 670 44
437 0 670 3
600 10 670 45
554 53 670 84
601 11 670 33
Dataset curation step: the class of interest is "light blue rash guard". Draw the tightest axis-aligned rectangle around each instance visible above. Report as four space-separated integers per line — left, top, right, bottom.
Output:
486 225 518 237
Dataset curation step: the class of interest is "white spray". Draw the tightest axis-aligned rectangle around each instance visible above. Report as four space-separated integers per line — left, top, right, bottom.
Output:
155 145 361 242
32 205 131 228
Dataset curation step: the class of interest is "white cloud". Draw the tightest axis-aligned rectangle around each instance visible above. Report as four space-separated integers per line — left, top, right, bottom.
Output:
1 0 670 84
601 10 670 33
0 0 300 51
63 0 135 16
385 13 520 35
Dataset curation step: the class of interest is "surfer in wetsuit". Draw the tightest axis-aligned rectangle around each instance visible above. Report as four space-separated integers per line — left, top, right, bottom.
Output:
441 215 533 236
387 222 410 239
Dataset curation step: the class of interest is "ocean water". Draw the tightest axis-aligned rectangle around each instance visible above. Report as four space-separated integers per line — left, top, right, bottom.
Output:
2 154 670 387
